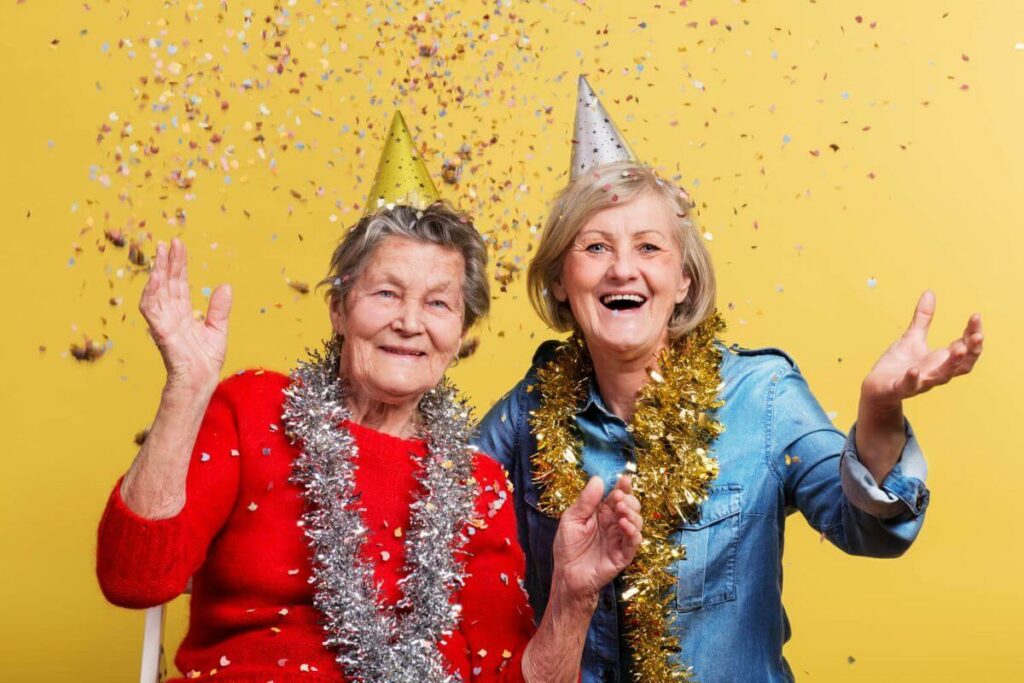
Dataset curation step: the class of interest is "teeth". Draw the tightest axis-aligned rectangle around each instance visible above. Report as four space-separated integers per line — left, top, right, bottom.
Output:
601 294 646 304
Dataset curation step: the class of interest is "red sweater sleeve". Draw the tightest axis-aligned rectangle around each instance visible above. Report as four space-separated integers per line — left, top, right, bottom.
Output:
453 455 536 682
96 377 242 608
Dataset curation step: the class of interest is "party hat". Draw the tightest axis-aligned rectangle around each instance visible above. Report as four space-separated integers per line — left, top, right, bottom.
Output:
365 111 441 214
570 75 637 179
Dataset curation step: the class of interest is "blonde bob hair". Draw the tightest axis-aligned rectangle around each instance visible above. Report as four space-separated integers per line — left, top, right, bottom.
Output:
527 160 716 340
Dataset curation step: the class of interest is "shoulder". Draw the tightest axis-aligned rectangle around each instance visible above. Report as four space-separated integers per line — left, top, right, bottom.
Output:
719 342 799 380
213 368 290 409
531 339 563 369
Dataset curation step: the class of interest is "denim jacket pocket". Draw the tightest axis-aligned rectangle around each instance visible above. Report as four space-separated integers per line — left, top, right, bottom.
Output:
672 484 742 612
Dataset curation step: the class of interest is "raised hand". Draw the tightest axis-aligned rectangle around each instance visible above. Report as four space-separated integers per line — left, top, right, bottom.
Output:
861 290 983 408
551 476 643 600
140 239 233 390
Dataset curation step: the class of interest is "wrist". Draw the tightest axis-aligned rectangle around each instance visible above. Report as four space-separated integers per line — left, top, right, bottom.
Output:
858 388 905 431
550 570 600 615
164 372 219 400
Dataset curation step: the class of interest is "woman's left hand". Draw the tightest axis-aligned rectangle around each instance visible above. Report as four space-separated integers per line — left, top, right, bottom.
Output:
551 475 643 602
861 290 983 409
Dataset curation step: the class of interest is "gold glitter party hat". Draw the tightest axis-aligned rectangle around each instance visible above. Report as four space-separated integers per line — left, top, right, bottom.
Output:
365 111 441 214
570 75 637 179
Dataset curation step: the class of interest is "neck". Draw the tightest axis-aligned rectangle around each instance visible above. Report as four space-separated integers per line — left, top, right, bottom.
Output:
588 341 666 422
347 391 421 439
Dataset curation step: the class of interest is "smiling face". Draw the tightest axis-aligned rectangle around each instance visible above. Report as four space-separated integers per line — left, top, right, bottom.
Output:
330 236 466 407
553 190 691 360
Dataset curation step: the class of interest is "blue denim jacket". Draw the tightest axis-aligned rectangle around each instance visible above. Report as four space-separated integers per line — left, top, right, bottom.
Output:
475 341 930 683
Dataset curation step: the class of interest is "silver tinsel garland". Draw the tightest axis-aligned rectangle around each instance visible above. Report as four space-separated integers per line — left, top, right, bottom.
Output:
282 340 478 683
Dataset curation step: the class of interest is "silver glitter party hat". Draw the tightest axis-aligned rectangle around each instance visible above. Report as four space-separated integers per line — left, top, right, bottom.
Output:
570 75 637 179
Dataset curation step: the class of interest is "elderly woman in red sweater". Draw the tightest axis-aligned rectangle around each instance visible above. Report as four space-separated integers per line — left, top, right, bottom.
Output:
97 113 643 683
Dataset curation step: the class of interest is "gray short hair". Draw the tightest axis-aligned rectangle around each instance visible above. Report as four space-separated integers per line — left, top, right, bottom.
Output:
527 160 716 340
319 202 490 331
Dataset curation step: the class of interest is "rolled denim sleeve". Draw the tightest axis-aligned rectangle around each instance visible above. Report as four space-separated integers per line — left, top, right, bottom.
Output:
840 421 930 520
773 363 927 557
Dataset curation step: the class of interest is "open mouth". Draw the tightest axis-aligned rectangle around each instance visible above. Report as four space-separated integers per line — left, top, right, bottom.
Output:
600 293 648 311
598 294 647 313
380 346 426 357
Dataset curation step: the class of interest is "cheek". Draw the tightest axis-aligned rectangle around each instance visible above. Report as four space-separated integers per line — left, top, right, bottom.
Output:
428 318 464 359
561 256 600 300
649 257 686 294
344 298 391 337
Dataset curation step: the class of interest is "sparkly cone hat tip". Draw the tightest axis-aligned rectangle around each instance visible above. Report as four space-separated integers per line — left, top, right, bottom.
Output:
365 111 441 214
570 75 637 179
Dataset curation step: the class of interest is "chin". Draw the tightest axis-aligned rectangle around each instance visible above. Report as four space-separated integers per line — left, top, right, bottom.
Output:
590 330 659 355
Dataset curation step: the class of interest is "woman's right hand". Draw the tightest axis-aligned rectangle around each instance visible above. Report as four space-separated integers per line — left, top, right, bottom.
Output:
551 476 643 603
140 239 232 392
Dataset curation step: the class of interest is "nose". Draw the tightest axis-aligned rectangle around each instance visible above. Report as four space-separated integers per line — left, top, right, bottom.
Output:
391 299 425 335
608 249 640 281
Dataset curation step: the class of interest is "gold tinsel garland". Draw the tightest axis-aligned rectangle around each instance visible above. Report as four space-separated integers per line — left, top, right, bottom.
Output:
529 313 726 682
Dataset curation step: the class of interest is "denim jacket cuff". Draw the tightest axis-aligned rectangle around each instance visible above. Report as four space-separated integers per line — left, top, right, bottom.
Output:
840 420 930 520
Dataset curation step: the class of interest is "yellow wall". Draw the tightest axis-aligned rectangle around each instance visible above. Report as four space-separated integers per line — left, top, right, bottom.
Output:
2 1 1022 680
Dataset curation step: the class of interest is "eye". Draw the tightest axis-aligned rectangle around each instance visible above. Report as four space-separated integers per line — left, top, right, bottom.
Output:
639 243 662 254
585 242 609 254
428 299 451 310
376 289 398 299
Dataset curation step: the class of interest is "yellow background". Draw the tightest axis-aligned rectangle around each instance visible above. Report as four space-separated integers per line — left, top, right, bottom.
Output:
2 1 1022 680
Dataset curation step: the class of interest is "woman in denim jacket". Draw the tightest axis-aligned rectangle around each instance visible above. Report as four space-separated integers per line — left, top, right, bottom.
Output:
474 78 983 683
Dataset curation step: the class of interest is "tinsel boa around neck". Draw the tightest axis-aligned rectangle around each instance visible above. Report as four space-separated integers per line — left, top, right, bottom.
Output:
283 340 478 683
529 313 726 682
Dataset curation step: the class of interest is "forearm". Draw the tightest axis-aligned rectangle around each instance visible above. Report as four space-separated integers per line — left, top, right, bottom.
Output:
120 379 218 519
522 571 596 683
855 387 908 484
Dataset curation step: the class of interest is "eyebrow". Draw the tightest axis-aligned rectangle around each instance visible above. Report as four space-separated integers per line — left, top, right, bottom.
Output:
577 229 670 240
365 271 459 294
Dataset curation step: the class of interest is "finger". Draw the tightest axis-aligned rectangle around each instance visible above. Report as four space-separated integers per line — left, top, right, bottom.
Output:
618 517 642 556
954 334 983 375
169 239 186 281
967 331 984 354
906 290 935 336
151 241 168 294
566 476 604 521
962 313 982 340
612 474 634 496
142 245 163 300
616 502 644 534
933 341 967 380
206 284 233 333
955 350 982 377
890 367 921 397
170 240 189 301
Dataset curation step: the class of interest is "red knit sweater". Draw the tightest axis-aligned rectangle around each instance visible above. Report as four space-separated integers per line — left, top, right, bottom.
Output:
97 370 536 682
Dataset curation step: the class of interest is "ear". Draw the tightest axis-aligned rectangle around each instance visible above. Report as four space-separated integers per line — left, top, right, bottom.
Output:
552 278 568 303
452 329 468 366
675 271 692 305
329 296 346 337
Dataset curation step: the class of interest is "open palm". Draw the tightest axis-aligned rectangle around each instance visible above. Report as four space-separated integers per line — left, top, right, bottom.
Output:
140 239 232 389
861 290 983 407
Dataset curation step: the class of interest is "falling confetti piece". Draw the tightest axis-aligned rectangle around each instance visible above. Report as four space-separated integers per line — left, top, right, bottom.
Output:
70 337 106 362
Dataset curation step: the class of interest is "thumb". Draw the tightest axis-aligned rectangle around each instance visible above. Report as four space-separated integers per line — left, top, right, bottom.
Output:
906 290 935 336
566 476 604 522
206 284 233 333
